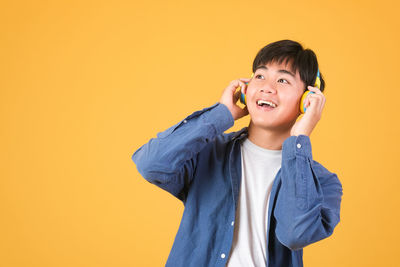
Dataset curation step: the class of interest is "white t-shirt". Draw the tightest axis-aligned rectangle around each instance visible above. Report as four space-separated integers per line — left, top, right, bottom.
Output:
226 137 282 267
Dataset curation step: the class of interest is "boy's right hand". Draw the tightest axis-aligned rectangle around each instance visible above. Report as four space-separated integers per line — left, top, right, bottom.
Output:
219 78 251 121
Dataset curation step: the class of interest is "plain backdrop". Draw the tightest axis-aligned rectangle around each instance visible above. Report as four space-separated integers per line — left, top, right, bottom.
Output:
1 0 399 266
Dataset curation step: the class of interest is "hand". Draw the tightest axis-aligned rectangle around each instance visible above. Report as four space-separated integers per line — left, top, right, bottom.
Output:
290 85 326 137
219 77 251 121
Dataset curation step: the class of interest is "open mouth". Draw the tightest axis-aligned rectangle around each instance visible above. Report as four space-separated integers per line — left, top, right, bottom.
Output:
256 99 278 111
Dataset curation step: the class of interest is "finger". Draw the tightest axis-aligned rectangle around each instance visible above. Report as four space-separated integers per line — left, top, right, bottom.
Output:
228 80 242 94
232 78 250 86
308 94 323 115
237 80 247 93
237 105 249 118
319 94 326 114
310 94 323 115
233 89 241 101
307 97 316 109
306 94 314 108
307 86 323 95
306 93 315 106
307 92 324 102
306 94 317 108
307 85 323 95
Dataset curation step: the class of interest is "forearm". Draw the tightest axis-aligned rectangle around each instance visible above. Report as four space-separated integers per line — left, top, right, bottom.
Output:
274 135 343 250
132 102 234 184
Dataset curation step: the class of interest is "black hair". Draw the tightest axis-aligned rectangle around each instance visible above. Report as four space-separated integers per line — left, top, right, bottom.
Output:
252 39 325 92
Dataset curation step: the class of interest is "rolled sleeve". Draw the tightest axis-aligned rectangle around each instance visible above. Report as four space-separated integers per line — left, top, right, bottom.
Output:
131 102 235 203
282 134 313 161
204 102 235 134
274 135 343 250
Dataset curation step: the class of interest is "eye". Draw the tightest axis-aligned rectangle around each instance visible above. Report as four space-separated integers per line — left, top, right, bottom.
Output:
256 74 289 84
278 78 289 84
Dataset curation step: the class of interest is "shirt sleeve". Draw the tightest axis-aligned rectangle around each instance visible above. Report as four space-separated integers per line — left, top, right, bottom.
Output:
131 102 234 204
273 135 343 251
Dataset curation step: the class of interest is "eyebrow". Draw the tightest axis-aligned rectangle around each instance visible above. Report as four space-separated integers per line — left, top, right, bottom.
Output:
256 65 296 78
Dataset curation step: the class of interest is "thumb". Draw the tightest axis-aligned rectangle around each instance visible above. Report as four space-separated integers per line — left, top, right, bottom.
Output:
236 105 249 119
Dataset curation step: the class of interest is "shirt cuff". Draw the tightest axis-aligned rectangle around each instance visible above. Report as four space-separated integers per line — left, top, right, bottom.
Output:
282 134 313 160
203 102 235 134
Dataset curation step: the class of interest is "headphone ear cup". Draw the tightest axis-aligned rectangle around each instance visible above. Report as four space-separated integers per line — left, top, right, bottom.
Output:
239 73 254 105
301 69 320 113
240 91 246 105
300 90 315 113
240 83 247 105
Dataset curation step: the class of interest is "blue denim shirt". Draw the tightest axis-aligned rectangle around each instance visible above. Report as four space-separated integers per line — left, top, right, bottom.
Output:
131 102 343 267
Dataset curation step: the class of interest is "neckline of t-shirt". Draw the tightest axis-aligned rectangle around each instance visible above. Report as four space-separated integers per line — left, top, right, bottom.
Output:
242 137 282 156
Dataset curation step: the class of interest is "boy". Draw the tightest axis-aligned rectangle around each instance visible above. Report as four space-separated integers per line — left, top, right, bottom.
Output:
131 39 343 267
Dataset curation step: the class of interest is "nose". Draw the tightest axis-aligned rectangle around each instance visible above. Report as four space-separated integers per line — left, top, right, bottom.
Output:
260 81 277 94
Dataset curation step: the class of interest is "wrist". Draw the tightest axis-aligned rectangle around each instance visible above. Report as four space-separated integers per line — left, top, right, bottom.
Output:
220 102 236 120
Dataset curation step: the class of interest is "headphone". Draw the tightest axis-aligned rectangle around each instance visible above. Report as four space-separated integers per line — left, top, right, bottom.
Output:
239 68 321 114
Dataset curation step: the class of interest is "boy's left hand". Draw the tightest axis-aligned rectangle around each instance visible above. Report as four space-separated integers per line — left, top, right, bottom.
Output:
290 85 326 137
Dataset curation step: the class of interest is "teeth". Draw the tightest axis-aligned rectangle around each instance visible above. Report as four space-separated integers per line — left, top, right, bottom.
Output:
257 100 277 108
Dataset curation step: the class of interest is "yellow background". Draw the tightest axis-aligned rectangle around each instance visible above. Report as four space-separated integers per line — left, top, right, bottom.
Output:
1 0 399 266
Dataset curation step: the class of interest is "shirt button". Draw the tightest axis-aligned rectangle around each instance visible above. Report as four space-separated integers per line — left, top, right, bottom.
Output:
183 120 187 123
221 253 226 259
231 221 234 226
297 143 301 149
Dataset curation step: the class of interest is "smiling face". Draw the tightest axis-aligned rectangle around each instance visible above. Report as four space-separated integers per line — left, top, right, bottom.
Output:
244 60 306 133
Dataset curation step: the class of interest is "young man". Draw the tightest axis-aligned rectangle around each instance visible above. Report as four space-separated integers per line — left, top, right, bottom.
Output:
131 39 343 267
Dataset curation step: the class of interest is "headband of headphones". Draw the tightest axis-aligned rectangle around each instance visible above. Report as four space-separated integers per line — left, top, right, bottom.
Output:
314 68 321 90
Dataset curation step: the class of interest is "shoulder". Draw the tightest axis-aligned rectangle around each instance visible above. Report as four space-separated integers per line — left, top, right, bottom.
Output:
215 127 248 148
197 127 246 160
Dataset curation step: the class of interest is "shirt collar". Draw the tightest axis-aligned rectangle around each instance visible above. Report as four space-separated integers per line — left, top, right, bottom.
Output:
231 126 249 141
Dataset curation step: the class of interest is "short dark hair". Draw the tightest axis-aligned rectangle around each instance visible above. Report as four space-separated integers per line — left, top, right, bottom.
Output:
252 39 325 92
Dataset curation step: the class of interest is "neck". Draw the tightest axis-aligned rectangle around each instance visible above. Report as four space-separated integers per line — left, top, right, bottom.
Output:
247 120 293 150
